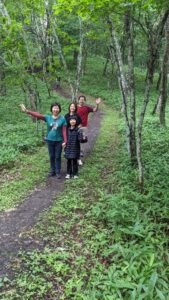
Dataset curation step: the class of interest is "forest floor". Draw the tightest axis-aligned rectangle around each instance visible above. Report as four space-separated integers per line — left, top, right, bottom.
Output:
0 88 103 279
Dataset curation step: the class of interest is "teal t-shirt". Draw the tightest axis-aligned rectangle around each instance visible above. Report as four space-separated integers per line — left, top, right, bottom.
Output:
44 115 67 141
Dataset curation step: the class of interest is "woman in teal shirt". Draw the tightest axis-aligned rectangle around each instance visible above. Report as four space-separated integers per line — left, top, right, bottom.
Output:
20 102 67 178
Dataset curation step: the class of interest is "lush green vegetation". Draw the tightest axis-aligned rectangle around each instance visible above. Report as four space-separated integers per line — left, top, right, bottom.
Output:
0 57 169 299
0 82 70 210
0 83 68 167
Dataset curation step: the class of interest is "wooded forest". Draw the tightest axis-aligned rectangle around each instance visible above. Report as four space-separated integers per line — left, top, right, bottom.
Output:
0 0 169 299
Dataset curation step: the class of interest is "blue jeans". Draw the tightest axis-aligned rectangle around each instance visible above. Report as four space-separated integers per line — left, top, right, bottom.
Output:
47 141 62 174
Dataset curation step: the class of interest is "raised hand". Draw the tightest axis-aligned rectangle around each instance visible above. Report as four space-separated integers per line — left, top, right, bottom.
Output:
95 98 101 105
19 104 27 113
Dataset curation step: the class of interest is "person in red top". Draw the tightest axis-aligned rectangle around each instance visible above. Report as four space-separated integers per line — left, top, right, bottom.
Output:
77 95 101 165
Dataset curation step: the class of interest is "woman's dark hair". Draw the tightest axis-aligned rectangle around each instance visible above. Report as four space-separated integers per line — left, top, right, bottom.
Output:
69 102 77 113
50 102 61 112
78 95 86 101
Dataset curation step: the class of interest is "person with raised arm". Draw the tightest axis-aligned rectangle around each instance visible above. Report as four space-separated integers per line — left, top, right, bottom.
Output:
19 102 67 178
77 95 101 165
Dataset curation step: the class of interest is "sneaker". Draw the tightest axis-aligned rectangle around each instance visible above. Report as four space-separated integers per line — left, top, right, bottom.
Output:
65 174 70 179
78 159 83 166
56 174 61 179
80 151 84 157
73 175 79 179
48 171 56 177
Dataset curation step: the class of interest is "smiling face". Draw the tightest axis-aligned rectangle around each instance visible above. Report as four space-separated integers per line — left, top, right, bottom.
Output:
69 103 76 114
78 96 86 106
69 118 77 126
52 105 60 116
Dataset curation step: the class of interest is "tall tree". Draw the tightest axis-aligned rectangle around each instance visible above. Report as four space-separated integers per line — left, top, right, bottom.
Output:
157 15 169 125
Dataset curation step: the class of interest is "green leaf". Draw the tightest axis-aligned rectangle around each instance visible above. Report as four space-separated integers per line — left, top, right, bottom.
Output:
111 280 135 289
155 288 166 300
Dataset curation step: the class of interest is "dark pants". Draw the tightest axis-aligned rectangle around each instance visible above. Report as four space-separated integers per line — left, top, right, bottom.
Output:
67 159 78 176
47 141 62 174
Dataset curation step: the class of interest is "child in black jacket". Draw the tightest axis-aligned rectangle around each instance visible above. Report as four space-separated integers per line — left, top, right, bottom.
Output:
64 116 85 179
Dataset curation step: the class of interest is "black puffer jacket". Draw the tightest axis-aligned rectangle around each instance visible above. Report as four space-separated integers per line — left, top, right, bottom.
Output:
64 127 83 159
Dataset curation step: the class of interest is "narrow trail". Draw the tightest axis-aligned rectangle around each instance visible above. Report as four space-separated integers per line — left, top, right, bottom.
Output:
0 90 103 278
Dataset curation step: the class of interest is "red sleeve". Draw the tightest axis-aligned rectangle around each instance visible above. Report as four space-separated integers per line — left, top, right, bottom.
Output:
62 125 67 144
87 105 94 113
27 110 45 121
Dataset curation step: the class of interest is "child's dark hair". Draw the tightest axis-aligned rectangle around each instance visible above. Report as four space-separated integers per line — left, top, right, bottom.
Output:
69 102 77 113
50 102 61 112
78 95 86 101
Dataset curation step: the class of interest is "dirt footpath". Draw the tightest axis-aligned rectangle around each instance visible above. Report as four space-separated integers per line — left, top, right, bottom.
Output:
0 98 103 278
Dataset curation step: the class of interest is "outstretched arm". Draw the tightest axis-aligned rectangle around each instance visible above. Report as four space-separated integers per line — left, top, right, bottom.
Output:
62 125 67 146
93 98 101 112
19 104 45 121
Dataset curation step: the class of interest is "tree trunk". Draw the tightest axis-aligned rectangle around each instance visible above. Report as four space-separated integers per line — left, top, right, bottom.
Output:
136 79 151 192
74 16 84 102
0 0 11 24
53 21 75 100
108 18 131 153
126 10 137 164
73 49 78 65
82 43 88 76
159 16 169 125
103 57 109 76
136 9 169 190
107 45 115 88
0 64 6 96
29 91 37 122
156 70 162 91
145 10 169 84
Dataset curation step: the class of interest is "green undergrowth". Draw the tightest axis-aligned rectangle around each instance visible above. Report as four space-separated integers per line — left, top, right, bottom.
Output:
0 81 70 210
0 81 68 168
0 146 49 211
1 106 168 300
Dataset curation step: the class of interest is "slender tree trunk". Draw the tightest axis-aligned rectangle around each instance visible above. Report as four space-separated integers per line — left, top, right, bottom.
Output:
22 29 41 107
156 70 162 91
53 22 75 100
74 16 84 101
0 0 10 97
103 57 109 76
136 78 151 192
152 93 161 115
0 62 6 96
73 50 78 65
29 90 37 122
126 10 137 163
82 43 88 75
136 9 169 190
145 10 169 83
107 45 115 88
109 20 128 105
159 16 169 125
108 18 131 153
0 0 11 24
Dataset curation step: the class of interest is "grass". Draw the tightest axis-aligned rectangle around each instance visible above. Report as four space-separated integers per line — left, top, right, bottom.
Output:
0 81 69 210
0 81 69 168
0 57 169 299
0 147 49 211
0 105 168 299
